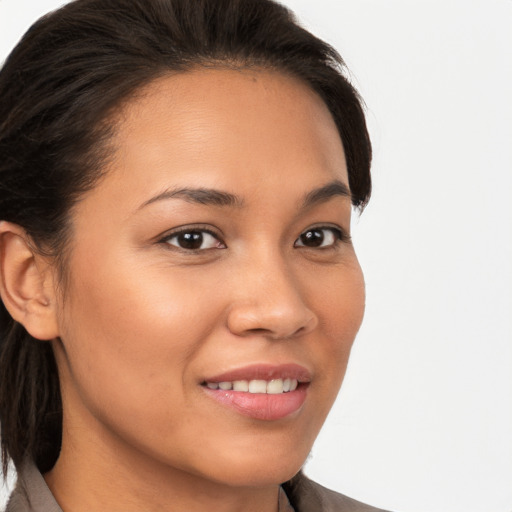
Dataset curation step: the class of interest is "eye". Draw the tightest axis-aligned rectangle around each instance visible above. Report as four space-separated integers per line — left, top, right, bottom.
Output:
163 229 225 251
294 227 344 248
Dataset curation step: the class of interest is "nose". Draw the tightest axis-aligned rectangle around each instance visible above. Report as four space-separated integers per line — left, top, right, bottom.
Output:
226 254 318 340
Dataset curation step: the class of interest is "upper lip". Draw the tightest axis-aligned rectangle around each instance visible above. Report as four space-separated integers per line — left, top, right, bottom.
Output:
203 363 311 384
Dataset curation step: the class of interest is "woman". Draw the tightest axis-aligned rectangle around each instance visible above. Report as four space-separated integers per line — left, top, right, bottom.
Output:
0 0 387 510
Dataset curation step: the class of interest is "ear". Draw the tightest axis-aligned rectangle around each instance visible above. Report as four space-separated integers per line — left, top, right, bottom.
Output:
0 221 60 340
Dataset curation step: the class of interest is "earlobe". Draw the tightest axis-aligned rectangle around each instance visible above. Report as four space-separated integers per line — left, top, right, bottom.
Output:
0 221 59 341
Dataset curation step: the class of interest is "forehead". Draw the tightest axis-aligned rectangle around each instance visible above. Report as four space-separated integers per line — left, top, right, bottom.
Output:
88 68 348 212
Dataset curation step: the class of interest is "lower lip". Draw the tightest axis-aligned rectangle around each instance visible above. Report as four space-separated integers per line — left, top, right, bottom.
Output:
203 385 308 421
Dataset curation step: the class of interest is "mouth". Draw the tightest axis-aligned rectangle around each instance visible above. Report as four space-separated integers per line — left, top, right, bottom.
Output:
201 364 310 421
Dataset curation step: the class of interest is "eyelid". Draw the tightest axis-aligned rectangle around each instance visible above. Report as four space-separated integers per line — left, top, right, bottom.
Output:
157 224 226 248
294 224 351 248
155 223 350 251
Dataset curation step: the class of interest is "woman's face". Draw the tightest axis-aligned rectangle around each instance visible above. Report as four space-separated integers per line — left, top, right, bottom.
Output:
51 68 365 486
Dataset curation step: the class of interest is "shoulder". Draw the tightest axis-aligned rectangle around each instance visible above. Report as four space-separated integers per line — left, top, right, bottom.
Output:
283 472 392 512
4 462 62 512
4 483 31 512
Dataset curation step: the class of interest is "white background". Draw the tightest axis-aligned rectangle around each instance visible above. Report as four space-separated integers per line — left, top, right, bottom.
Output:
1 1 511 511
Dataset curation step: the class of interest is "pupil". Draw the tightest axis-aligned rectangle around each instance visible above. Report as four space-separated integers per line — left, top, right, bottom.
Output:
178 232 203 249
301 229 324 247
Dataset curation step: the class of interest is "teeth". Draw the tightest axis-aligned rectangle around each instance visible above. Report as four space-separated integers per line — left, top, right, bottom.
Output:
206 378 299 394
233 380 249 392
266 378 283 394
248 379 267 393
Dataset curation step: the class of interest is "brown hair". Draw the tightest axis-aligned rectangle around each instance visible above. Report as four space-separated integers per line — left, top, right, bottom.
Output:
0 0 371 475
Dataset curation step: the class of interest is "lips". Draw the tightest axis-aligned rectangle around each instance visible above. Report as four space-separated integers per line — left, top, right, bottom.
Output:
201 364 310 421
203 363 311 383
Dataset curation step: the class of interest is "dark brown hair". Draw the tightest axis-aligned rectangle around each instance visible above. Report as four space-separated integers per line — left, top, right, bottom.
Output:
0 0 371 475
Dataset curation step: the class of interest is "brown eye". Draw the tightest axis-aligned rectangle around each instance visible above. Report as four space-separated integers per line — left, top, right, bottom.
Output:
294 228 341 248
165 230 224 250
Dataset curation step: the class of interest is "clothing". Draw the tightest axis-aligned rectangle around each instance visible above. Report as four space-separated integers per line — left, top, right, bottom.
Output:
5 461 390 512
283 473 390 512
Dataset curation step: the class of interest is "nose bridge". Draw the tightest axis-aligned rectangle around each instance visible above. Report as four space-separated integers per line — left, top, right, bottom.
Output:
226 246 317 339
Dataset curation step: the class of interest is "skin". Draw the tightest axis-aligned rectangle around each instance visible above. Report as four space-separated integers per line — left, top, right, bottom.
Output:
23 69 365 511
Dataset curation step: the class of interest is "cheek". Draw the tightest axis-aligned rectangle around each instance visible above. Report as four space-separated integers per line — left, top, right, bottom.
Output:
56 256 223 420
312 256 365 338
309 260 365 394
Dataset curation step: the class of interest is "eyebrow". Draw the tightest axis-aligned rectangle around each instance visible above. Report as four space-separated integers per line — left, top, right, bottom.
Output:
301 180 351 209
139 187 244 209
138 179 351 211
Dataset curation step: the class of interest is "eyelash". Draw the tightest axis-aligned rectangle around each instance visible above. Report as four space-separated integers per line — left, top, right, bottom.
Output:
160 226 225 252
293 226 348 248
159 225 349 252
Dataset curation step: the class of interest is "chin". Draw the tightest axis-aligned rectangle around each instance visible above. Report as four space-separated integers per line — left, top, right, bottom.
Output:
205 460 304 489
186 438 311 488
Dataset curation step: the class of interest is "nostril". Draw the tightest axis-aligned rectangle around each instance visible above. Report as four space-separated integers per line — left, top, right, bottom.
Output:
246 328 270 335
245 324 308 340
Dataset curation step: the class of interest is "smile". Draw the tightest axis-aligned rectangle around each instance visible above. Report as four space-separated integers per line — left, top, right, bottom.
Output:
201 364 310 420
205 378 299 394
